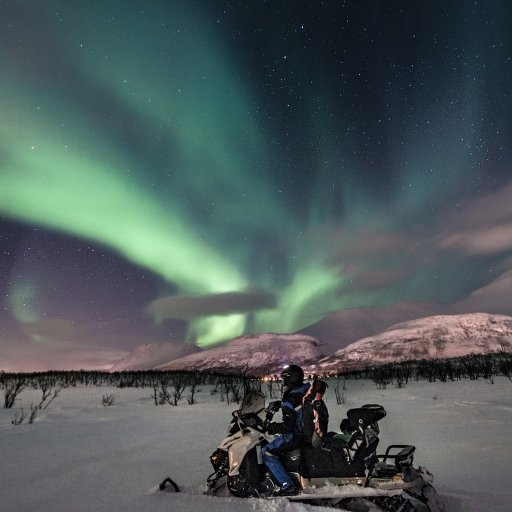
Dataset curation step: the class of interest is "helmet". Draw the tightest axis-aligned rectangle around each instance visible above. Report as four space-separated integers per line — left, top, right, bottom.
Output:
281 364 304 388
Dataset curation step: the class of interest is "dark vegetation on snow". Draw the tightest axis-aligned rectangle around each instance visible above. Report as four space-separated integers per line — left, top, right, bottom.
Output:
0 369 273 410
344 351 512 389
1 352 511 410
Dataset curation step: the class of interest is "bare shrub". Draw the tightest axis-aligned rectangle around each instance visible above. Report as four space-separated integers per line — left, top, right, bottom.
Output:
38 383 63 409
156 385 172 405
29 404 38 423
101 394 117 406
12 408 26 425
2 378 26 408
186 373 202 405
497 353 512 381
333 376 347 405
266 378 277 399
153 373 187 406
169 373 187 406
218 376 245 404
151 384 161 405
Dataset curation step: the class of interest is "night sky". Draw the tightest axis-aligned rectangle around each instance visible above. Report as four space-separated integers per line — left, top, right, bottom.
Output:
1 1 511 371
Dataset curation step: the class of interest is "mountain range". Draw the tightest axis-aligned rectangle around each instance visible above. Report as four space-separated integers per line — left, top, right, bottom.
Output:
110 312 512 375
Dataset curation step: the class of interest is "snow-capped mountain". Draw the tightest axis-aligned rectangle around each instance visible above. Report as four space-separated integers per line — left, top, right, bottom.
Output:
156 333 325 376
110 313 512 375
311 313 512 374
299 301 444 352
109 341 199 372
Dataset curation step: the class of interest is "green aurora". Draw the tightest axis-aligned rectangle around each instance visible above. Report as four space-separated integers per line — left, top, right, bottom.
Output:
1 1 511 352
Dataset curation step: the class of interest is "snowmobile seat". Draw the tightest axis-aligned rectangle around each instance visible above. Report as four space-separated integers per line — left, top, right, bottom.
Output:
340 404 386 434
346 404 386 429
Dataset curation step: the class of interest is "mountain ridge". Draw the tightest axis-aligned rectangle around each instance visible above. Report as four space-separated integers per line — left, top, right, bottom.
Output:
110 312 512 375
310 312 512 373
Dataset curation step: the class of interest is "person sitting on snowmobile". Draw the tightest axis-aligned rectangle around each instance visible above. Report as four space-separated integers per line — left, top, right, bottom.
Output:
261 364 310 495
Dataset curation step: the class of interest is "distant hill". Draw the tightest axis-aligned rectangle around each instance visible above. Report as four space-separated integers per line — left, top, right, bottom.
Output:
310 313 512 374
299 301 444 352
156 333 325 376
109 342 199 372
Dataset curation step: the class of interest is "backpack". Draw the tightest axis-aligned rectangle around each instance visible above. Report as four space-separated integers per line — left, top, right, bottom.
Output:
302 380 329 448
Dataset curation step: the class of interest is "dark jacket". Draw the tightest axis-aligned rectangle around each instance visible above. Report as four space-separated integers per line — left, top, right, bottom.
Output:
268 382 311 435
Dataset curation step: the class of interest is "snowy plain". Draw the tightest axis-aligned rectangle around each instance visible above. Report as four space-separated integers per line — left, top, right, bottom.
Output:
1 377 511 512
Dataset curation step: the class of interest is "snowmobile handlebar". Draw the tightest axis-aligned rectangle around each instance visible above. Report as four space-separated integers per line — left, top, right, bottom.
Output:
260 400 282 432
237 412 270 434
261 409 276 433
266 400 282 413
230 401 281 434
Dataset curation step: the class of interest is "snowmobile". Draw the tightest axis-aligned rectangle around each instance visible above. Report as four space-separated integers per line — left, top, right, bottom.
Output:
201 390 443 512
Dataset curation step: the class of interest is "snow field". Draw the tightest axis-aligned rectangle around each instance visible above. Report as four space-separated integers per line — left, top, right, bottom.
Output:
0 377 511 512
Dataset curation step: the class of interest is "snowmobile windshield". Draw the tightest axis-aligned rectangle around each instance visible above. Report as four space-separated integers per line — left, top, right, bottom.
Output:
239 391 265 416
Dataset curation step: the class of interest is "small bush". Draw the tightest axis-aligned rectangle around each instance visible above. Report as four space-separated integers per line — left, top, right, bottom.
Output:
2 378 26 408
101 394 117 407
12 408 26 425
29 404 38 423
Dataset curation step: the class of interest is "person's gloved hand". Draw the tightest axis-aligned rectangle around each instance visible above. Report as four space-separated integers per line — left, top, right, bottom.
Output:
267 422 279 434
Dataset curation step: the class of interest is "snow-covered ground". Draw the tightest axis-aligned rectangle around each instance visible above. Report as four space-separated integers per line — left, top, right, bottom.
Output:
1 377 511 512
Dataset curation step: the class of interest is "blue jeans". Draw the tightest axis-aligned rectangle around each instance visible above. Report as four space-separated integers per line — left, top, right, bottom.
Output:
261 433 297 489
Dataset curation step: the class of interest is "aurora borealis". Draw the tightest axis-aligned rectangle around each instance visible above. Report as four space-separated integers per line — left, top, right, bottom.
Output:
1 1 512 371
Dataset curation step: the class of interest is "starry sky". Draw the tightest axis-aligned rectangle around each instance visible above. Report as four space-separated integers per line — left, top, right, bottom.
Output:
1 0 511 371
